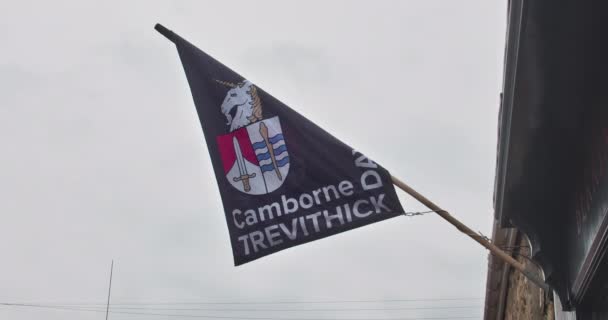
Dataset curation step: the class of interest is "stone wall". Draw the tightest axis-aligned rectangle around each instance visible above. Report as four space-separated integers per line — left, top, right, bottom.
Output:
503 237 555 320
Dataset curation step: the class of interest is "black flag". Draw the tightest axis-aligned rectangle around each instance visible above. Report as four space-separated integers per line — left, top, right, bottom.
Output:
156 24 405 265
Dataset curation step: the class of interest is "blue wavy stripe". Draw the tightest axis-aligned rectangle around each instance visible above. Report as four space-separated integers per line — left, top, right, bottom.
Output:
255 145 288 161
274 144 287 155
251 134 284 150
252 141 267 150
268 134 284 144
260 156 290 172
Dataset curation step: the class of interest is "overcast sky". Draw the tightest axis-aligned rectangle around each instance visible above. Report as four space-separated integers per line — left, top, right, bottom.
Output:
0 1 506 319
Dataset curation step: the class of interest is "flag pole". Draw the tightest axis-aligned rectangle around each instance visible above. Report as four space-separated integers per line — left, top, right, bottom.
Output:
391 175 549 291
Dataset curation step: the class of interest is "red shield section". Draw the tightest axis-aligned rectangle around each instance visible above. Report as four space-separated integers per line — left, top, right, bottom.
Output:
216 127 260 174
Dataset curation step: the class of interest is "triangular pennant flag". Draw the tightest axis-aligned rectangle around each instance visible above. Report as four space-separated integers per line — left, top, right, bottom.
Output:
156 24 404 265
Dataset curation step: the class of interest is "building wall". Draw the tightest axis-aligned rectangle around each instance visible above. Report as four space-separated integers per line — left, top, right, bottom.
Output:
503 237 554 320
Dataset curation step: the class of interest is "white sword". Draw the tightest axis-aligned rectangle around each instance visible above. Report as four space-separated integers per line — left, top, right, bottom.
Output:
232 137 256 192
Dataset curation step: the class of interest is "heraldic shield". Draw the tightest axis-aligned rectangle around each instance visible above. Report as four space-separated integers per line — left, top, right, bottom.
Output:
216 116 290 195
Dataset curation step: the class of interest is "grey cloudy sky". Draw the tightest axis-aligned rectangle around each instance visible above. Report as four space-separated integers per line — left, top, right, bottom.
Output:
0 1 505 319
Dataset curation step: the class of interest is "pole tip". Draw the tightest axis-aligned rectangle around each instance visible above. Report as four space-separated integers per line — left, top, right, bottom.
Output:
154 23 176 43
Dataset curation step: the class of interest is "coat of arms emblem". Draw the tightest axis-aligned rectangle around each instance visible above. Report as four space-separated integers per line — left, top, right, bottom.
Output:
215 80 290 195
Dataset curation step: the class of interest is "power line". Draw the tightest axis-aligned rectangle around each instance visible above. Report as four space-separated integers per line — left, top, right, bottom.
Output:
3 303 482 312
29 297 483 306
0 303 481 320
50 305 483 312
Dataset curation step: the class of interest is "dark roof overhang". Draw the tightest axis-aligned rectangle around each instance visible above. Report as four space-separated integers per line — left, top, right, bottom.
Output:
494 0 607 310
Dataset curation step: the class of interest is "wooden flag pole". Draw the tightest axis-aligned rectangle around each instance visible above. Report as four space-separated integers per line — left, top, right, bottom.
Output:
391 175 550 291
